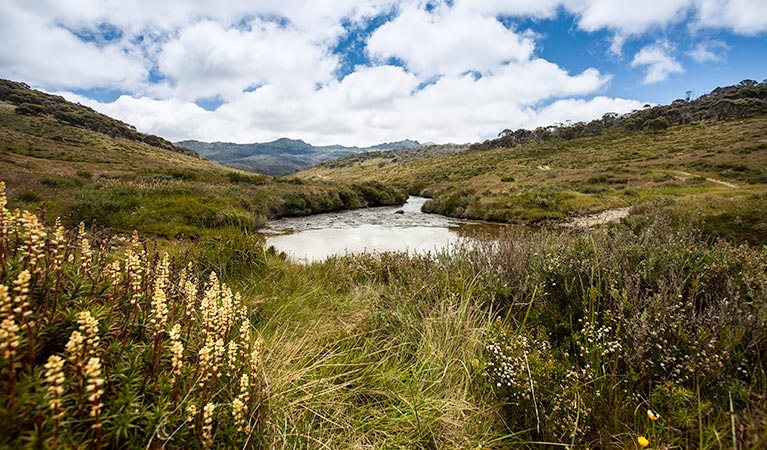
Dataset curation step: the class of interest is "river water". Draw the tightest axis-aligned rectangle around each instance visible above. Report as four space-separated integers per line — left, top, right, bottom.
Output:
262 196 510 262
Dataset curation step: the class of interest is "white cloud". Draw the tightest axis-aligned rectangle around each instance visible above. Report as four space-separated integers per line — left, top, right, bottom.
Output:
335 65 420 108
157 19 338 101
688 40 730 63
461 0 767 54
695 0 767 34
367 4 535 76
631 42 685 84
5 0 762 149
24 0 396 40
528 96 646 129
0 1 148 90
0 0 397 93
574 0 694 34
453 0 567 18
454 0 767 36
60 58 631 147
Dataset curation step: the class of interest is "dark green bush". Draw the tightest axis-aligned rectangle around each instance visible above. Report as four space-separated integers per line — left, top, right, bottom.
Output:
40 176 84 188
14 102 47 116
227 172 267 185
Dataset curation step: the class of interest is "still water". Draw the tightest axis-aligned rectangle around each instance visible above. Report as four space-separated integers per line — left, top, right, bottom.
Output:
263 196 509 262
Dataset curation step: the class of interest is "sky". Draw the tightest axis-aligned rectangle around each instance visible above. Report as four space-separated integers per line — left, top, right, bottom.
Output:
1 0 766 146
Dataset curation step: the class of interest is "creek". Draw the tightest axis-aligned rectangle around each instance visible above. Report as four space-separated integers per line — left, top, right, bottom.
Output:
262 196 512 262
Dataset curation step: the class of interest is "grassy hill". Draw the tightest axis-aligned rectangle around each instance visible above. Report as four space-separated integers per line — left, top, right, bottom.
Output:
0 79 196 157
300 83 767 244
0 90 406 241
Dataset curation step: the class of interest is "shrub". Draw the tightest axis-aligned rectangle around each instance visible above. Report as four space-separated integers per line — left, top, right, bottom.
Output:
227 172 267 185
0 182 266 449
40 176 84 188
16 191 41 202
14 102 47 116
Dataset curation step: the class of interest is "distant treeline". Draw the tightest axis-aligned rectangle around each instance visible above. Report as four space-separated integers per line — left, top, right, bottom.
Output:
0 79 197 157
473 79 767 150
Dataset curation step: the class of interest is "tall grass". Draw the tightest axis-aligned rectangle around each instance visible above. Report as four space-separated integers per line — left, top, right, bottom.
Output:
461 211 767 448
2 177 766 448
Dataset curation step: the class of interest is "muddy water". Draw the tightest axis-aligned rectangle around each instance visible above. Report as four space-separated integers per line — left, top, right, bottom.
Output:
263 196 510 262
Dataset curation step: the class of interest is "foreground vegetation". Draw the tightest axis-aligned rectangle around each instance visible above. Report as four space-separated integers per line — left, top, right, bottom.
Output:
2 180 766 448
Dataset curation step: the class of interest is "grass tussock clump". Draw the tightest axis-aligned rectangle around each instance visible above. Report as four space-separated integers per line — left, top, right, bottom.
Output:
0 181 265 449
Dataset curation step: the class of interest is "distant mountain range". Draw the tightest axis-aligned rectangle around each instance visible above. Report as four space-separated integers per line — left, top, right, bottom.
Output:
176 138 422 175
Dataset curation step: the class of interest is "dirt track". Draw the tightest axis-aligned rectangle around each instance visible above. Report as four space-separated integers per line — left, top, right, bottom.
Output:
563 207 631 229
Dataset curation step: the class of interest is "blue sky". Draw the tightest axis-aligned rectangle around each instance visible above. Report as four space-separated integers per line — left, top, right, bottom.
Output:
1 0 765 146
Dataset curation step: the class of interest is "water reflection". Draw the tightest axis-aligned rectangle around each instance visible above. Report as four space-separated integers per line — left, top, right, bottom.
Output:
263 196 509 262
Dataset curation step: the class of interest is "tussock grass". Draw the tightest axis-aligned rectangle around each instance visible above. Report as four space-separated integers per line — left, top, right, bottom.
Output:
2 173 766 448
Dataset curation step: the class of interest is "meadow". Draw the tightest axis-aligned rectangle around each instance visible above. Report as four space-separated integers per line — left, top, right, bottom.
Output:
2 180 766 448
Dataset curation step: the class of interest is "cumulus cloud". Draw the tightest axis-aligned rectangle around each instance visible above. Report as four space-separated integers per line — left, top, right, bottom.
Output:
457 0 767 36
453 0 565 19
157 19 338 101
695 0 767 34
688 40 730 63
367 3 535 76
61 59 636 146
573 0 694 34
631 42 685 84
24 0 396 39
456 0 767 54
0 1 148 90
3 0 761 147
529 96 646 129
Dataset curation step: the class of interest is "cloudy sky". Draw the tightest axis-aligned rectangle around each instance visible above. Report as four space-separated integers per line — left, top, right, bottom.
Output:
1 0 766 146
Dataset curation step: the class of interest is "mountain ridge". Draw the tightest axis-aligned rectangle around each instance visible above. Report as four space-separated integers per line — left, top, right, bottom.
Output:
176 138 422 175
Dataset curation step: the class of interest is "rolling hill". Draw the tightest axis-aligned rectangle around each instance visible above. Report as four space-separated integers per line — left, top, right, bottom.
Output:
299 80 767 244
0 79 196 157
0 80 406 238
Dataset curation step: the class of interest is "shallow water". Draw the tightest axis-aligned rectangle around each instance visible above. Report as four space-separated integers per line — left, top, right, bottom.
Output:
263 196 510 262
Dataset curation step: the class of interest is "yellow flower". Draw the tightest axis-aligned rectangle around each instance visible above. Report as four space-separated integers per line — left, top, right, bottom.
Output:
647 408 660 421
637 436 649 447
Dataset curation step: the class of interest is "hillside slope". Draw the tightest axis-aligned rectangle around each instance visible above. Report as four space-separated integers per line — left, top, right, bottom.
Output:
177 138 422 175
299 81 767 244
0 85 406 238
0 79 196 157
